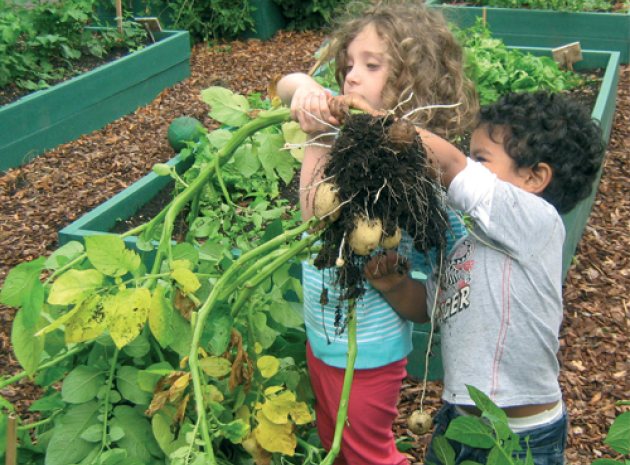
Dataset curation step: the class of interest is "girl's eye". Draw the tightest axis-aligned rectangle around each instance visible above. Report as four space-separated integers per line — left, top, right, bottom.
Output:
367 63 380 70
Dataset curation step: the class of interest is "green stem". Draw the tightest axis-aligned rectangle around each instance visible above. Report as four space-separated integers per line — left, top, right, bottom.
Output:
122 200 173 239
150 108 291 278
44 253 87 285
217 248 286 301
17 411 61 431
321 300 357 465
100 348 119 453
185 191 202 243
0 345 84 390
187 218 317 464
214 158 233 207
230 234 319 318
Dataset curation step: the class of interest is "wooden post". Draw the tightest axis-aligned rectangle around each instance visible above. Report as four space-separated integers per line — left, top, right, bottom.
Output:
115 0 123 35
5 413 17 465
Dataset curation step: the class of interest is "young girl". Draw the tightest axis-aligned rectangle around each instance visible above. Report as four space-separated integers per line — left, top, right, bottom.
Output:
277 2 477 464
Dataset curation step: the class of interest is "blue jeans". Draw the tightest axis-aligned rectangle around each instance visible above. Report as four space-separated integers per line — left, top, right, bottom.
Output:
424 402 568 465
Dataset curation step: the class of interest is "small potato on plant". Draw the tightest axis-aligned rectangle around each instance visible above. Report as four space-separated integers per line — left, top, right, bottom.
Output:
313 181 342 222
408 410 432 435
348 216 383 256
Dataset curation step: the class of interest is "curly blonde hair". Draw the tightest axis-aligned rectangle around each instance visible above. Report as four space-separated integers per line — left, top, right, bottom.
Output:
326 0 478 140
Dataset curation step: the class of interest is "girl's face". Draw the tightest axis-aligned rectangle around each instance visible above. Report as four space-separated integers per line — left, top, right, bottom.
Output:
342 24 390 109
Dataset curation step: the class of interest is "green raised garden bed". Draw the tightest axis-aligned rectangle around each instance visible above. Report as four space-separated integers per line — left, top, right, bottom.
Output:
427 0 630 63
58 47 620 381
0 29 190 172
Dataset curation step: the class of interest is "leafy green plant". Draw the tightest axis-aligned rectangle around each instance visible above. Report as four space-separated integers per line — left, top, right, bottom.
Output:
0 87 333 465
0 0 147 91
459 0 617 13
455 20 583 104
592 401 630 465
272 0 349 30
429 385 536 465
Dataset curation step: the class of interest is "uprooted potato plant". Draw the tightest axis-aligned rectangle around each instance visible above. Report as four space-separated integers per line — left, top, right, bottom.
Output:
0 86 454 465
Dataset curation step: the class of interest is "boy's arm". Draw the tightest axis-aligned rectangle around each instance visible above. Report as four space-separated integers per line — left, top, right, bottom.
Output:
417 128 468 188
365 252 430 323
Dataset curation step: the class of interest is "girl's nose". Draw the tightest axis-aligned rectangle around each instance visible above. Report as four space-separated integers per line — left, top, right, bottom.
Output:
345 66 360 85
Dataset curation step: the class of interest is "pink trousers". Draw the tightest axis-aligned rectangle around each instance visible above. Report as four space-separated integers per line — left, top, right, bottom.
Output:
306 343 409 465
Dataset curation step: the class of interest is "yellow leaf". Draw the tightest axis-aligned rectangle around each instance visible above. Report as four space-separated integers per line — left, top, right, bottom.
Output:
36 295 100 337
48 269 105 305
64 295 107 343
104 288 151 348
289 401 313 425
199 356 232 378
263 386 284 396
254 411 296 456
261 390 296 425
236 405 250 423
242 433 272 465
205 384 224 403
171 268 201 294
148 285 174 348
169 373 190 402
254 342 263 354
257 355 280 379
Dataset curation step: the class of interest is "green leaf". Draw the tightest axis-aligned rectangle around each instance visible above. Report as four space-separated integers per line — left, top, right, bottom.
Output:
116 366 151 405
203 303 232 355
486 445 513 465
148 285 174 348
110 405 162 462
98 448 127 465
172 243 199 268
281 121 307 161
171 268 201 294
201 86 250 127
45 401 100 465
167 313 192 357
0 257 45 327
231 145 261 178
29 392 64 412
80 424 103 442
0 395 14 412
11 309 45 375
122 331 151 358
48 269 105 305
109 426 125 442
604 411 630 455
429 435 456 465
61 365 105 404
45 241 85 270
591 460 624 465
86 235 141 277
268 301 304 328
251 312 280 349
466 385 508 425
220 419 249 444
104 288 151 349
257 132 296 185
207 128 233 149
445 416 495 449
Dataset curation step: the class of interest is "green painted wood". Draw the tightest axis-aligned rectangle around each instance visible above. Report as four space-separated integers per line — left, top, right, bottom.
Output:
0 29 191 172
58 48 619 381
428 2 630 63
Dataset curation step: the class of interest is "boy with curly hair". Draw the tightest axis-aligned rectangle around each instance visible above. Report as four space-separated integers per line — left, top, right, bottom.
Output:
364 90 605 465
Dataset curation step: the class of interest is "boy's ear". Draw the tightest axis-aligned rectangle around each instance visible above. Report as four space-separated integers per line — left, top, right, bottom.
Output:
525 162 553 194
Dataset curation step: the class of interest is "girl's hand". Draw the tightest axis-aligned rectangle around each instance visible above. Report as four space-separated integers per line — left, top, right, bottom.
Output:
364 251 411 294
292 87 339 134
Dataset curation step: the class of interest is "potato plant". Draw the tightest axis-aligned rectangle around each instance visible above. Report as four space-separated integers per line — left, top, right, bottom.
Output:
0 89 328 465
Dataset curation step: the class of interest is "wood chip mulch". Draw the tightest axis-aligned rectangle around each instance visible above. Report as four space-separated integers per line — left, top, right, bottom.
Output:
0 30 627 465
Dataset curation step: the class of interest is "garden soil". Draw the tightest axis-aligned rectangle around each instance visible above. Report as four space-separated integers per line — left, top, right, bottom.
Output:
0 30 627 464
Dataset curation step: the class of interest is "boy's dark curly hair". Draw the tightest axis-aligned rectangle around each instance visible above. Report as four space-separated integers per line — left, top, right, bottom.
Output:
478 91 605 214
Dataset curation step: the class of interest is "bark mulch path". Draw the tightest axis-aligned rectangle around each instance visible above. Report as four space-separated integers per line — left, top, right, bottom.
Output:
0 30 628 464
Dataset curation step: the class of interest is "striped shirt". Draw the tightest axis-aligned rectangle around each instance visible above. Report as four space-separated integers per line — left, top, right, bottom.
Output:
304 210 468 369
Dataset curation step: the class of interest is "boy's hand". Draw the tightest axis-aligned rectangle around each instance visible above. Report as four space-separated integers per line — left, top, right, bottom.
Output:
364 251 411 294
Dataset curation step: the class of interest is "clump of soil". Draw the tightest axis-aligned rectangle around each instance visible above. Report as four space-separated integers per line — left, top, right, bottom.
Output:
313 114 450 312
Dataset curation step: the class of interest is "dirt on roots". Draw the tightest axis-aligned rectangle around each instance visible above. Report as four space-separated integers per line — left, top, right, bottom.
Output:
0 30 627 465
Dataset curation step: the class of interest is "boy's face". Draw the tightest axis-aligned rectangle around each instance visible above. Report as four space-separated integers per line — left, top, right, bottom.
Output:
470 125 537 192
342 23 390 110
